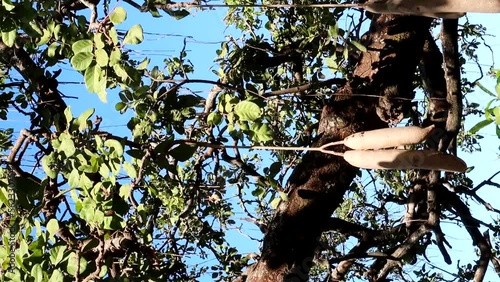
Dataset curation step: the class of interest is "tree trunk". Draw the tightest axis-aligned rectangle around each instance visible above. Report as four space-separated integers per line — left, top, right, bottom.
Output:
245 15 432 282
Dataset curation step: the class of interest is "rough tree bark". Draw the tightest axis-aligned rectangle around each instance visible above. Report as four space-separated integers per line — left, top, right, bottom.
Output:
244 15 432 282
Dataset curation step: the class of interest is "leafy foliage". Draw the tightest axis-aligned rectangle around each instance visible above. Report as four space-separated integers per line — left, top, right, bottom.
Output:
0 0 499 281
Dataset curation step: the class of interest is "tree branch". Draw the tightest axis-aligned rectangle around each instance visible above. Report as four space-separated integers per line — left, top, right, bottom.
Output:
440 19 462 153
439 186 492 281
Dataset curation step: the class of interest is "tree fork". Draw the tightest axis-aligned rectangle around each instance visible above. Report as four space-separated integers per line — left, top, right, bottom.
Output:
244 15 432 282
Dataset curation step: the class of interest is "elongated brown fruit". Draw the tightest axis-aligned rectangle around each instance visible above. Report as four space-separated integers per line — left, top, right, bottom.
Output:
343 149 467 172
342 125 435 150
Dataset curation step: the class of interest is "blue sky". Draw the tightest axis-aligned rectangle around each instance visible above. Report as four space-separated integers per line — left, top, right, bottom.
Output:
4 3 500 281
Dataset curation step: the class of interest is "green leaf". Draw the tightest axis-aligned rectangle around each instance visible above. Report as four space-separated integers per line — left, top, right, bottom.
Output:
79 174 93 189
37 29 51 46
2 0 15 11
42 154 57 179
109 48 121 66
67 252 87 275
250 122 274 142
494 106 500 125
95 48 109 67
270 197 281 209
4 269 21 282
496 77 500 98
47 42 58 57
15 252 28 272
350 40 366 52
77 108 95 131
48 269 64 282
115 101 127 111
49 246 66 266
325 56 338 70
234 101 261 121
104 139 124 158
469 119 493 134
29 22 43 37
53 24 61 40
110 7 127 25
169 144 197 161
99 163 110 178
59 137 76 157
123 162 137 178
123 24 144 45
2 30 16 47
71 52 94 71
207 112 223 126
484 99 495 121
178 94 201 107
46 218 59 238
109 27 119 45
80 199 96 221
94 33 105 49
119 183 131 198
68 169 80 187
0 187 8 207
328 22 338 39
31 264 44 282
103 215 126 230
165 9 190 20
72 39 93 54
97 89 108 103
64 106 73 127
113 64 129 81
278 191 288 201
137 57 150 70
476 82 496 97
84 64 106 94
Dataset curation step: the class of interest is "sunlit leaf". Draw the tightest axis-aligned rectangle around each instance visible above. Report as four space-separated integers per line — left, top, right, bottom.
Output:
85 64 106 96
48 270 64 282
72 39 93 54
71 52 94 71
42 154 57 179
476 82 496 97
68 169 80 187
350 40 366 52
110 7 127 25
234 101 261 121
77 108 95 131
94 33 105 49
95 48 109 67
123 24 144 45
104 139 124 158
469 119 492 134
137 57 150 70
67 252 88 275
46 218 59 238
494 106 500 125
1 30 16 47
59 137 76 157
270 197 281 209
49 246 66 266
109 27 119 45
123 162 137 178
31 264 43 282
2 0 15 11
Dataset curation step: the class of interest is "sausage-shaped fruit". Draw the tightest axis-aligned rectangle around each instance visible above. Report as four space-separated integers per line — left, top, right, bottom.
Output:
342 125 435 150
343 149 467 172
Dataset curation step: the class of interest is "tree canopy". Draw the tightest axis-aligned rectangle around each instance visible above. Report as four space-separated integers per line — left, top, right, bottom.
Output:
1 0 500 281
